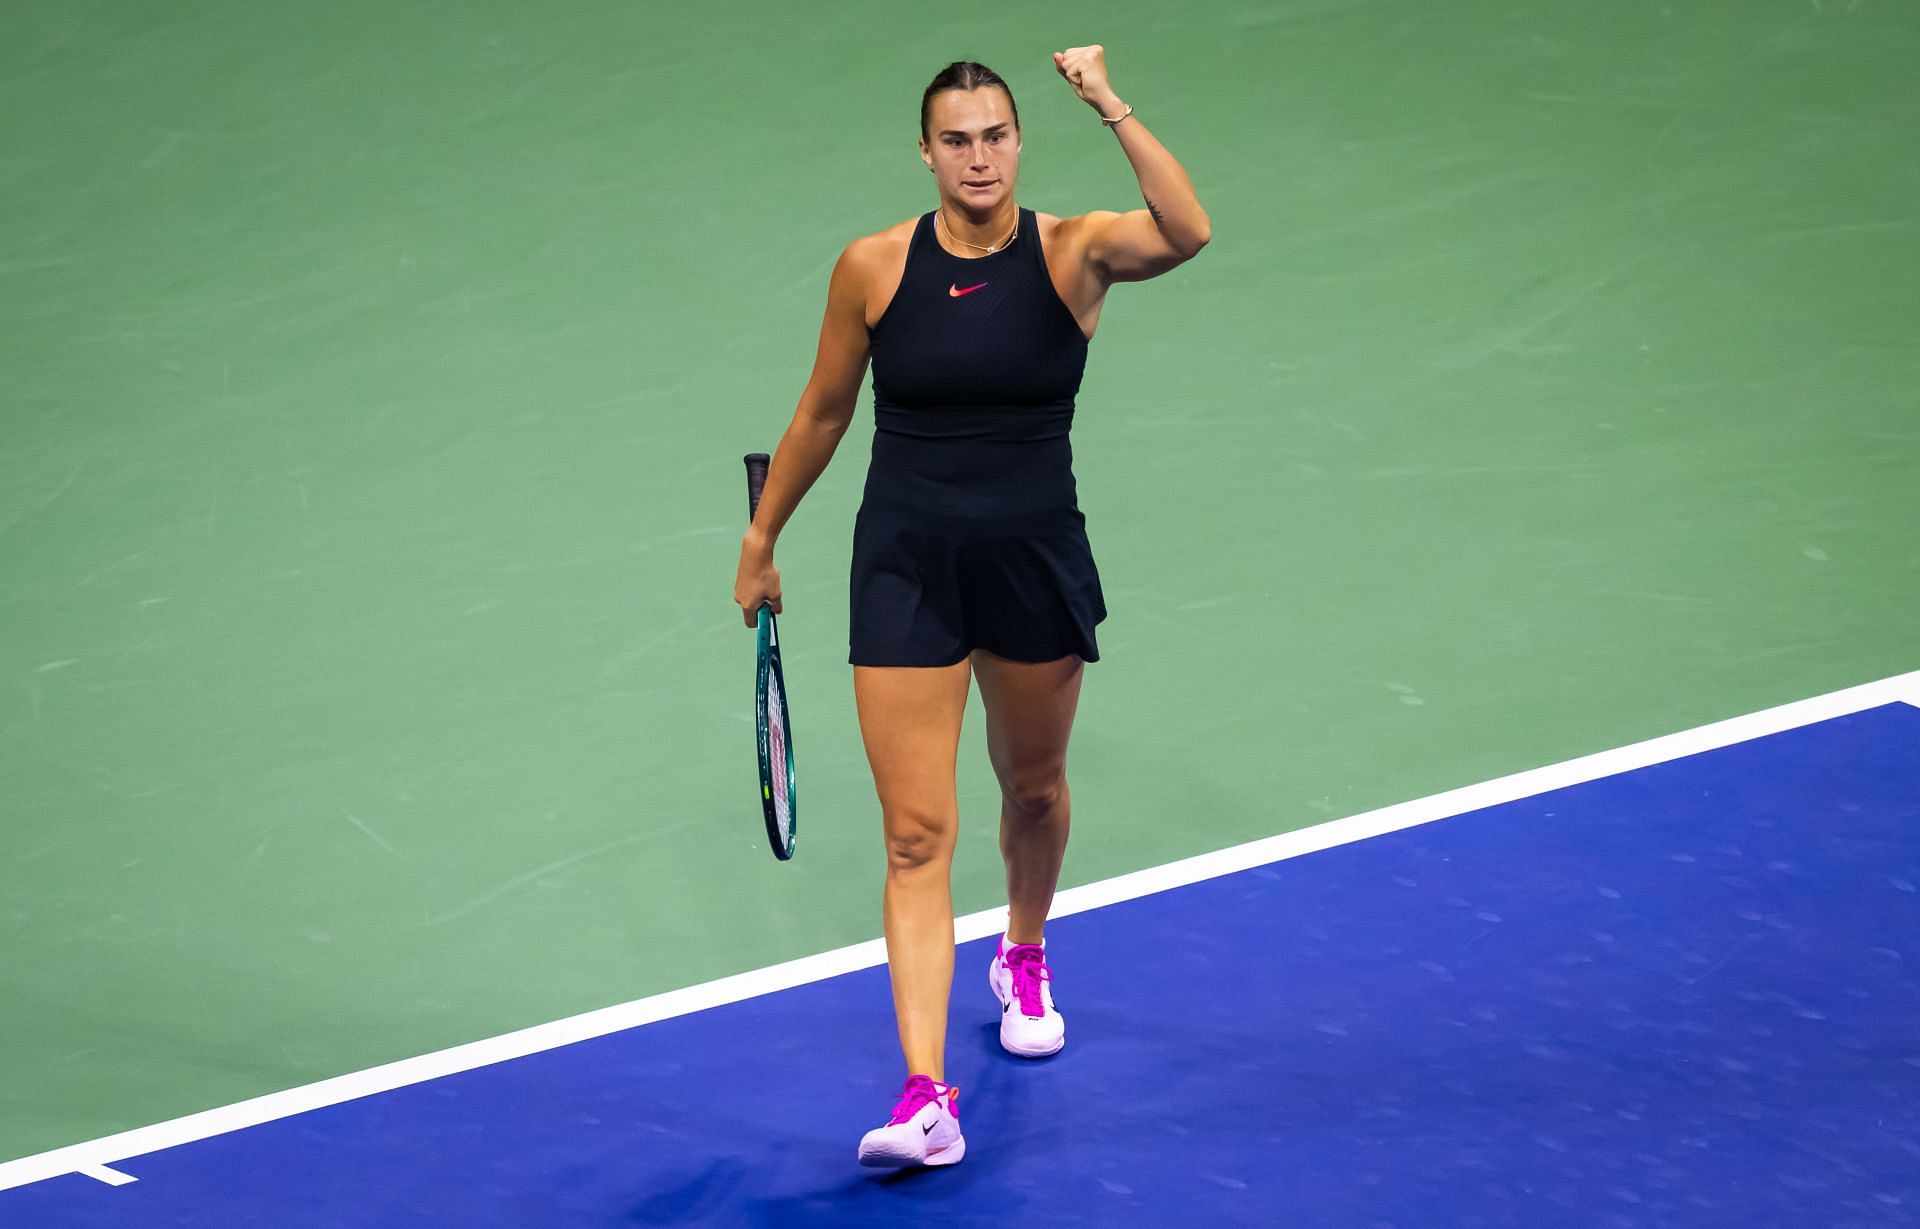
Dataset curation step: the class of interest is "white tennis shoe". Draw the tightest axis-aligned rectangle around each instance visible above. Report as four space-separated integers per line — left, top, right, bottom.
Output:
856 1074 965 1168
989 935 1065 1058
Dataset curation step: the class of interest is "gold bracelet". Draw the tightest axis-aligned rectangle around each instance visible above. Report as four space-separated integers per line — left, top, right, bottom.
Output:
1099 103 1134 128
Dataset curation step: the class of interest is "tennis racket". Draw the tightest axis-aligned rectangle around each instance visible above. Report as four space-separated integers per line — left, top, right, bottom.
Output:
744 452 797 860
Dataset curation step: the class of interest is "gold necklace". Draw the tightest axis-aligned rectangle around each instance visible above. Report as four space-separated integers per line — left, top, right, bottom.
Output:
936 206 1018 255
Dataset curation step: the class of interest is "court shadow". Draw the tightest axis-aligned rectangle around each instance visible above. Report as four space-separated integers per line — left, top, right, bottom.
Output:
740 1162 987 1228
726 1058 1010 1228
626 1157 751 1226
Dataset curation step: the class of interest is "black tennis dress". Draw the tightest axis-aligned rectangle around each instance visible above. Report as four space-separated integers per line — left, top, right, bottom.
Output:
849 206 1107 667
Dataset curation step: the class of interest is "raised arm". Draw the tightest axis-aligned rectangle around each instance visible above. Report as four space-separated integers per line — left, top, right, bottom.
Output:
732 239 875 626
1054 44 1211 283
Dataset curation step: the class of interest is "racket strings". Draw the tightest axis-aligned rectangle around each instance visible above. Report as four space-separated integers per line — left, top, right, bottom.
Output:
768 675 793 825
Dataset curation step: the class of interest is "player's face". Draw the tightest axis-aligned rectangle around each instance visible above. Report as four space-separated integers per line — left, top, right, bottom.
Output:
920 88 1020 210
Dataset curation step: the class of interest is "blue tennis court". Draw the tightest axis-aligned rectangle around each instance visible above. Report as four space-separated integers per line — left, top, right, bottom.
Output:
5 696 1914 1227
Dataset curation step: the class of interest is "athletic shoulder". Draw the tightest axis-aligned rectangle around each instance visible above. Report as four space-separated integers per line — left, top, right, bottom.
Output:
1035 209 1119 246
832 217 920 327
839 216 918 277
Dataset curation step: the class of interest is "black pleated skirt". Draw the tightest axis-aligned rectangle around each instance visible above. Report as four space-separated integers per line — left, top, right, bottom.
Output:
847 500 1107 668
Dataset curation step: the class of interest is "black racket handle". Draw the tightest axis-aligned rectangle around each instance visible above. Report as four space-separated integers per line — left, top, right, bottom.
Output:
744 452 770 523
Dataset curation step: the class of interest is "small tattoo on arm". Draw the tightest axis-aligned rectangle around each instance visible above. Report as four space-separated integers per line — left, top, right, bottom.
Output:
1146 198 1165 226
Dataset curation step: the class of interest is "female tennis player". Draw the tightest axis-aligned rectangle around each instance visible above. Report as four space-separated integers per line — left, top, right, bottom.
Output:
731 47 1209 1169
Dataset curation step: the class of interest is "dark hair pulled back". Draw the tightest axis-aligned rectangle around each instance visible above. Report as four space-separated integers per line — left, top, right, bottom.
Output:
920 61 1020 141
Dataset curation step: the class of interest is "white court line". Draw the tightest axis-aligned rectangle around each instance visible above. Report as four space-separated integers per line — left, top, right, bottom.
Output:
4 668 1916 1194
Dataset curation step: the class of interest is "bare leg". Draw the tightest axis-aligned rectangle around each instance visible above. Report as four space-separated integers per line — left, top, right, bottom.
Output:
970 650 1085 946
853 659 973 1082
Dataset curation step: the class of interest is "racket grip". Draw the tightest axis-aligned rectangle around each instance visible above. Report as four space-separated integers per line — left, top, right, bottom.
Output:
743 452 771 524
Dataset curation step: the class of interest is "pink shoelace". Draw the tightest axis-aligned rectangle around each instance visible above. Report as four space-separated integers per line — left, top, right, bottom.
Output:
1004 942 1053 1017
887 1074 956 1126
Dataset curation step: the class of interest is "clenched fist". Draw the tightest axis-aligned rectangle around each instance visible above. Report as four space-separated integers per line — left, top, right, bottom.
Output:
1053 45 1122 114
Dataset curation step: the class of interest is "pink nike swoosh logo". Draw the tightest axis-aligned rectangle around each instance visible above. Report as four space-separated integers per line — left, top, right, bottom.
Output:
949 282 988 297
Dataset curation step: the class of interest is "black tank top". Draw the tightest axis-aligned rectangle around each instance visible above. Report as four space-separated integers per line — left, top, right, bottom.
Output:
862 207 1091 531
